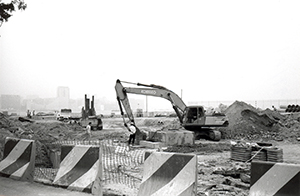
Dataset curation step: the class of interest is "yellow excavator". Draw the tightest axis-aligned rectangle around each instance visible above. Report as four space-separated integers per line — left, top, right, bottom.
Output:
115 79 228 141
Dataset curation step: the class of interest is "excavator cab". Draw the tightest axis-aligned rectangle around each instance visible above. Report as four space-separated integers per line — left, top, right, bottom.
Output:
183 106 205 125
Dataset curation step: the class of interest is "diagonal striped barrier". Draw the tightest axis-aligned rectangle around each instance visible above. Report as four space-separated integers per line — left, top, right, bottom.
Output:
138 151 197 196
250 161 300 196
0 137 36 181
53 145 102 195
50 140 146 189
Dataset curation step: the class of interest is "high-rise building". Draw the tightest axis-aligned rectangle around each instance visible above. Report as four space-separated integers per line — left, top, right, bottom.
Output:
57 86 70 109
57 86 70 99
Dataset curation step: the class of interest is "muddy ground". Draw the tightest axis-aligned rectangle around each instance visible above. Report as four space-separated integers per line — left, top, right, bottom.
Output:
1 101 300 195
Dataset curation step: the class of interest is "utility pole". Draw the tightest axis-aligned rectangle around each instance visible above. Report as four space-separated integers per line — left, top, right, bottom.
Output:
146 96 148 117
181 89 183 99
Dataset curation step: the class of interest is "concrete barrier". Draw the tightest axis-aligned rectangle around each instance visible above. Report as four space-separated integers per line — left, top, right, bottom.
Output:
250 161 300 196
138 151 197 196
148 129 195 146
0 137 36 181
53 145 102 195
139 140 165 149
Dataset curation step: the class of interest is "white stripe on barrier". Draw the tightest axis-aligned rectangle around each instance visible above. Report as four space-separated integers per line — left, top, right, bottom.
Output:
0 141 29 170
69 160 100 191
54 145 90 182
10 162 29 178
152 155 196 196
250 163 300 196
141 153 173 183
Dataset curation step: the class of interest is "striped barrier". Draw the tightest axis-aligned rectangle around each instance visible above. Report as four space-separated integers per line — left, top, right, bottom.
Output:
138 151 197 196
53 145 102 195
250 161 300 196
0 137 36 181
49 140 145 189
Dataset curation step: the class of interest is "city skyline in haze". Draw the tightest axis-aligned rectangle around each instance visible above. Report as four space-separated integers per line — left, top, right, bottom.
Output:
1 84 299 113
1 0 300 106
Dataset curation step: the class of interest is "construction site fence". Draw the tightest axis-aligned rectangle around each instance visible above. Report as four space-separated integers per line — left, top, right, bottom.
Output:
35 139 146 190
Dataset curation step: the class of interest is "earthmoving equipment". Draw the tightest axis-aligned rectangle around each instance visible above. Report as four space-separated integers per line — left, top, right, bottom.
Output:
79 94 103 130
115 79 228 141
57 109 72 121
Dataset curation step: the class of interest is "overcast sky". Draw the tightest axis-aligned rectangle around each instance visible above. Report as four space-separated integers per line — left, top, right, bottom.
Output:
1 0 300 106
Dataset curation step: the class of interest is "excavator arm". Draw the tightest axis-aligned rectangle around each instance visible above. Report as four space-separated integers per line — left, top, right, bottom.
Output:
115 79 187 124
115 79 228 141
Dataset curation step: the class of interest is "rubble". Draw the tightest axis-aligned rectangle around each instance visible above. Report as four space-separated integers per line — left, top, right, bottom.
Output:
1 100 300 195
222 101 300 142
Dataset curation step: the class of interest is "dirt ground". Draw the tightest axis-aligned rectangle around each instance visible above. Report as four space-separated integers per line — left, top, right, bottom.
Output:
1 101 300 195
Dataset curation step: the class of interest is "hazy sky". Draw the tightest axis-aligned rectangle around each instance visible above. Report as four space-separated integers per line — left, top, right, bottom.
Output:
1 0 300 105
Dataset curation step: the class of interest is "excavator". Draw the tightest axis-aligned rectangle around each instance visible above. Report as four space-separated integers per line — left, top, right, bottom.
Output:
115 79 228 141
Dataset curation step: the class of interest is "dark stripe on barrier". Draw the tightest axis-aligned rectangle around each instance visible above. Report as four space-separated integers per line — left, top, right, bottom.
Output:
250 161 274 186
60 145 74 161
3 139 19 158
2 142 32 175
83 183 93 193
144 151 151 160
57 147 99 185
179 182 195 196
140 154 193 195
274 171 300 195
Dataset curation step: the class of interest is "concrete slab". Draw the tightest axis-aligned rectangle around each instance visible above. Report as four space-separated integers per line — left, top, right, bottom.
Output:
148 129 195 146
139 141 165 149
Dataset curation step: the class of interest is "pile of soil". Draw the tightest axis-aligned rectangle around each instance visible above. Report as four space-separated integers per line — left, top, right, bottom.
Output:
222 101 300 142
0 115 128 166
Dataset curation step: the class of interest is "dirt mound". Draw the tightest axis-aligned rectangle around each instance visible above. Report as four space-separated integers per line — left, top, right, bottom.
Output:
0 113 90 167
225 101 257 122
222 101 300 142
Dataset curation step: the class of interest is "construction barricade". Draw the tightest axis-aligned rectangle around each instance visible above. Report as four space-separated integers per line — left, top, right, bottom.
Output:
35 139 146 193
250 161 300 196
0 137 36 181
138 151 197 196
53 145 102 195
50 139 146 189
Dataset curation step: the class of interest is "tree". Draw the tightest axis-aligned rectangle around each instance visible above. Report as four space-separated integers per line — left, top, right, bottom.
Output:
0 0 26 26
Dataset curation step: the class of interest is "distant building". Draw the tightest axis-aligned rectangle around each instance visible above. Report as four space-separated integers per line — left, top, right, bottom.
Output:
57 86 70 98
57 86 70 109
1 94 21 110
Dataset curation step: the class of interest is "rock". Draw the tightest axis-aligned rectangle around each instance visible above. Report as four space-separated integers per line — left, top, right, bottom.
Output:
240 173 250 183
222 178 232 185
18 117 34 123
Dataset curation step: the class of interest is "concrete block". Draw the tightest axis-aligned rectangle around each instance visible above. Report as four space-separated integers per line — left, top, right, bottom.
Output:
250 161 300 196
139 140 165 149
138 151 197 196
0 137 36 182
53 145 103 195
148 129 195 146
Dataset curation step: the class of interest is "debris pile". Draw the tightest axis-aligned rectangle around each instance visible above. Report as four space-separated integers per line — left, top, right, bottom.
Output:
222 101 300 142
0 105 299 196
197 159 250 196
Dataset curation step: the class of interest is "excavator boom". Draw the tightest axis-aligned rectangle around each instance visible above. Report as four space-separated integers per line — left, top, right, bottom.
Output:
115 79 186 123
